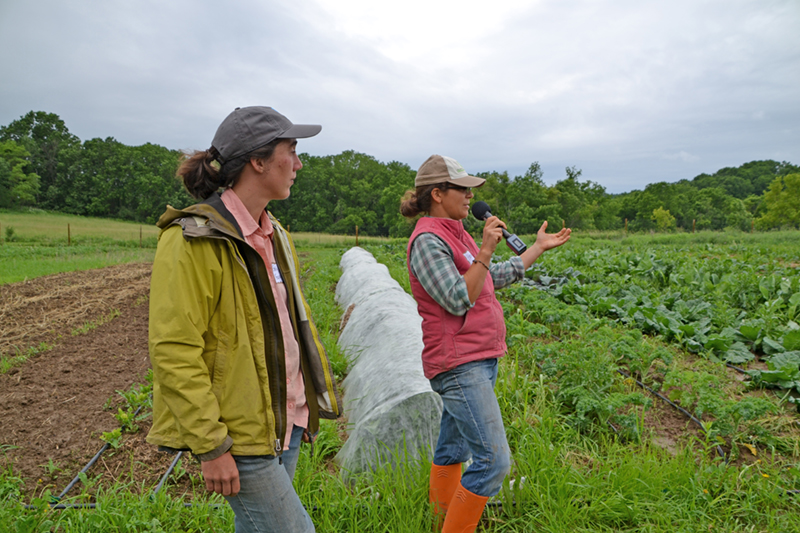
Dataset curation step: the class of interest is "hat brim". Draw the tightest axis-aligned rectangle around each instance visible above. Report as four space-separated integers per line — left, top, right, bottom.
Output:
278 124 322 139
415 175 486 188
453 175 486 187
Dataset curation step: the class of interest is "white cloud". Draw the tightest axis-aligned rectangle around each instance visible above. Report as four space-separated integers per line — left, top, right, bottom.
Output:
0 0 798 193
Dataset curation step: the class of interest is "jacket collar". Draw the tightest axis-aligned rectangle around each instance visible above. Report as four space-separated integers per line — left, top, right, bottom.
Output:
156 193 245 241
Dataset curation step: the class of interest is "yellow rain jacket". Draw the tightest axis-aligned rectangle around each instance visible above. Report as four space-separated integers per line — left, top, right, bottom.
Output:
146 194 340 459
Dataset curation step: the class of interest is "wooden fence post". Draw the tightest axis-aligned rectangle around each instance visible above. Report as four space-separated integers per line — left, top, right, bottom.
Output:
692 219 696 234
624 218 628 234
751 219 754 233
355 225 359 246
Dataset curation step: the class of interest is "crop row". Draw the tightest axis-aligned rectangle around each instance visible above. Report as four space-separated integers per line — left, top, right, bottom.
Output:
500 286 795 459
521 240 800 401
363 238 799 459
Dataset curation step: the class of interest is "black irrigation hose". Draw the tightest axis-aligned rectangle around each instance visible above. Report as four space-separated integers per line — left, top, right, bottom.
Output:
37 402 149 507
26 502 226 510
53 442 110 502
23 354 794 513
543 334 800 498
546 333 726 459
153 451 183 495
726 362 750 376
615 368 727 461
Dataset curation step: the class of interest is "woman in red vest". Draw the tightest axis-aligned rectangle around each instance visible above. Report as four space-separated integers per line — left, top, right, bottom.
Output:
401 155 571 533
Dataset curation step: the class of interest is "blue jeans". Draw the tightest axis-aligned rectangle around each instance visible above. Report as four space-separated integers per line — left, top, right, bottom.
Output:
280 425 305 481
225 425 313 533
429 358 511 498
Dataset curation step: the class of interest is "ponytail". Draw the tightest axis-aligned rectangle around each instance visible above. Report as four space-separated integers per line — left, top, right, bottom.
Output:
399 183 444 218
177 139 283 200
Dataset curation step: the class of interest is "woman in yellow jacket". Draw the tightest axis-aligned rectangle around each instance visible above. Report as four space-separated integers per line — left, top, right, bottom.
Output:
147 106 340 533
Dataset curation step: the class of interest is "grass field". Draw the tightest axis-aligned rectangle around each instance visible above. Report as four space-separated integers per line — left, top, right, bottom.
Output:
1 210 799 531
0 210 159 284
0 211 403 285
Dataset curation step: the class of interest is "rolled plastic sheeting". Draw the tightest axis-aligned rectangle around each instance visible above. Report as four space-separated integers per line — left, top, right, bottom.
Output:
334 247 442 480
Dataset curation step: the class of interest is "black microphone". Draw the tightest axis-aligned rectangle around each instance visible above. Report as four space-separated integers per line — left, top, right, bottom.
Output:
471 201 527 255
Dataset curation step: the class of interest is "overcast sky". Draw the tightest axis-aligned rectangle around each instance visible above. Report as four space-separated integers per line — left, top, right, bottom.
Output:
1 0 798 193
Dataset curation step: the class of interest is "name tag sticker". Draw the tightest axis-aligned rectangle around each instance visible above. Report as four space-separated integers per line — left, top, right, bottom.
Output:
463 250 475 263
272 263 284 283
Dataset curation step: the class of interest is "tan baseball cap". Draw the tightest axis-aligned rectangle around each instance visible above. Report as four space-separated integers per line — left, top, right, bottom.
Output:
414 155 486 188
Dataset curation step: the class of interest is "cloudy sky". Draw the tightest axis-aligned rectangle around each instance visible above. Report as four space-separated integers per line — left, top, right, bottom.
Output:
1 0 798 193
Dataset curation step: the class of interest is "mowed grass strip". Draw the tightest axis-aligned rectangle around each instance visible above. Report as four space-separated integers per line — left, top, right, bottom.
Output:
0 209 160 243
0 210 401 285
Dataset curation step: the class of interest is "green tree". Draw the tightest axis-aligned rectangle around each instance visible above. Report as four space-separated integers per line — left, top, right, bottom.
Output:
690 160 800 199
0 111 80 207
509 163 554 233
688 187 750 231
0 140 41 207
651 207 676 232
552 166 608 230
756 173 800 229
62 137 186 223
271 151 413 236
380 160 417 237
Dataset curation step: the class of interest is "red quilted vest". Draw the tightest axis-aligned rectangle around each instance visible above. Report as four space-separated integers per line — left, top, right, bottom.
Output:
407 217 507 379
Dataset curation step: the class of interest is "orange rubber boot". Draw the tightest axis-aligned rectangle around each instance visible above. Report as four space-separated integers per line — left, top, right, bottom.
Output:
429 463 462 531
441 483 489 533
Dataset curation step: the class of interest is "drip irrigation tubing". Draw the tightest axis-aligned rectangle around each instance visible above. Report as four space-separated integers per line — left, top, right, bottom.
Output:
153 451 183 495
27 502 225 510
548 333 729 459
615 368 727 461
24 402 148 509
20 347 795 512
726 362 750 376
53 442 110 502
548 334 800 497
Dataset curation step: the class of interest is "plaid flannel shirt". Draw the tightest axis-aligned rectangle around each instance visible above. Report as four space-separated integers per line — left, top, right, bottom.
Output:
409 232 524 317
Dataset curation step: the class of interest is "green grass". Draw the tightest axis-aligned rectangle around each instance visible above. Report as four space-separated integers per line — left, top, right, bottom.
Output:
291 231 400 248
0 210 407 285
0 209 159 285
2 216 799 531
0 209 160 243
0 342 54 374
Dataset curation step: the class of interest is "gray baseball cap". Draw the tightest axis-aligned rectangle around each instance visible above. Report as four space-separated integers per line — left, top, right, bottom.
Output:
415 155 485 188
211 106 321 164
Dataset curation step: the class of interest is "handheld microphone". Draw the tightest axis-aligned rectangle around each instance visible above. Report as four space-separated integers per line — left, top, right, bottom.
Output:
471 201 528 255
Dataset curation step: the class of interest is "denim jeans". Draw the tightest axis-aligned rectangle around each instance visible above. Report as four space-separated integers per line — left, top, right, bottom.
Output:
280 424 305 481
429 358 511 498
224 425 314 533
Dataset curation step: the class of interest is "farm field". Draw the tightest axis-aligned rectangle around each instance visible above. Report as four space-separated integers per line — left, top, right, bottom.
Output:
0 210 159 285
1 213 799 531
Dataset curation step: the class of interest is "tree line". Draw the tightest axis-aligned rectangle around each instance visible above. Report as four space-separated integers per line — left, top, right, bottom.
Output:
2 111 799 233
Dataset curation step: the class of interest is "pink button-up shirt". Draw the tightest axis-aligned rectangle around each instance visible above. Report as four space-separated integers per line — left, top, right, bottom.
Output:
221 189 308 450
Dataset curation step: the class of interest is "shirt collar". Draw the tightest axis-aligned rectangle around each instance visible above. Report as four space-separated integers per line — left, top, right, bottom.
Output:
220 188 273 238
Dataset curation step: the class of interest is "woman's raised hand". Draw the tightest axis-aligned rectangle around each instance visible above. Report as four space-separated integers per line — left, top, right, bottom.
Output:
534 221 571 251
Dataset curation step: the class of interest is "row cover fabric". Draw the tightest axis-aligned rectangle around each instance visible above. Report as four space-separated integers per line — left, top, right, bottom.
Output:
334 247 442 481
